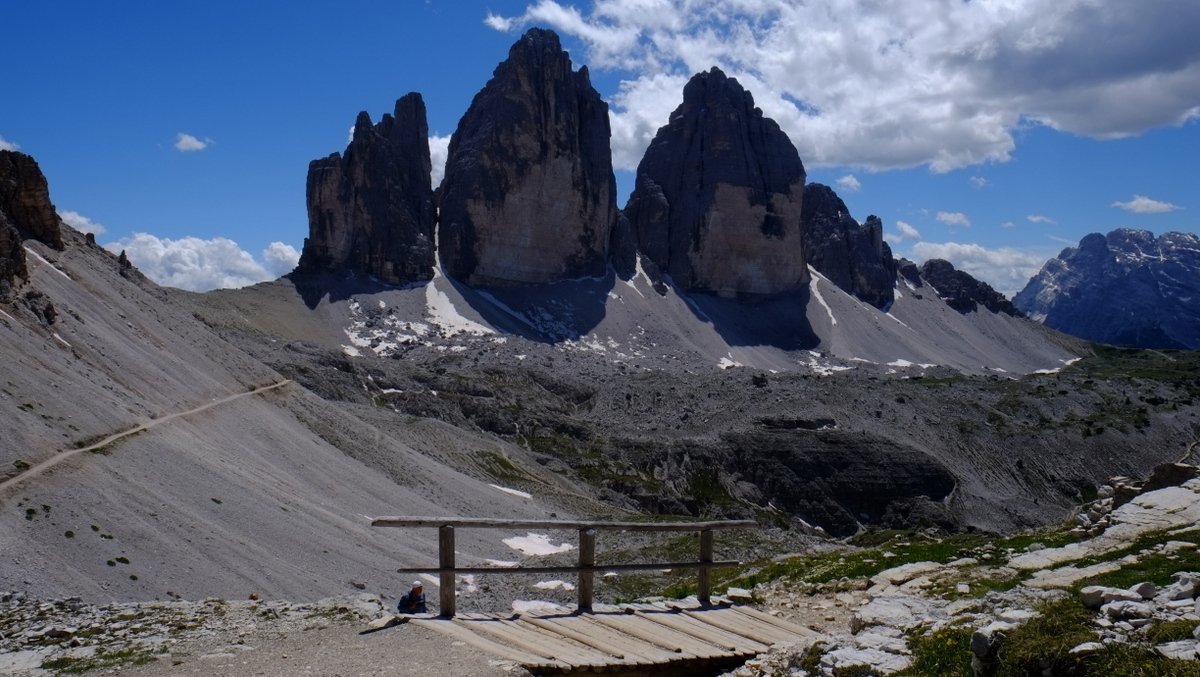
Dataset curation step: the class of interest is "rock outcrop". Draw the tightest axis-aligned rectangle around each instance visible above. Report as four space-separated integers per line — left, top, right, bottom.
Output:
1013 229 1200 349
801 183 897 308
0 151 65 298
0 151 64 251
624 67 808 298
297 93 435 285
437 28 618 287
920 259 1022 316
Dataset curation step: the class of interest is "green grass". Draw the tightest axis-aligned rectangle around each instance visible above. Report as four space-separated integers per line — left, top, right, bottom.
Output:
41 649 158 674
894 627 973 677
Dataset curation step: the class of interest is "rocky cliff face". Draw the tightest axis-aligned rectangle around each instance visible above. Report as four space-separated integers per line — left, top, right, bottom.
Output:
437 28 617 287
0 151 65 298
920 259 1022 316
1014 229 1200 348
801 183 897 308
624 67 808 298
297 93 435 285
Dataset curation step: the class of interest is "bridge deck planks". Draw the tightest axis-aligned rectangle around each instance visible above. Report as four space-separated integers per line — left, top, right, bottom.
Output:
403 604 819 675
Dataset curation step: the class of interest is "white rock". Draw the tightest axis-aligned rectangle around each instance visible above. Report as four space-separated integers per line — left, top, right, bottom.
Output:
1069 641 1105 657
1103 600 1155 620
956 584 971 594
1156 640 1198 661
854 631 909 654
1129 581 1157 599
822 647 913 674
870 562 943 587
998 609 1040 624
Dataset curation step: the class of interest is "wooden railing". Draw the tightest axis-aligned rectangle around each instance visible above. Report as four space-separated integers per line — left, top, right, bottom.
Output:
370 517 757 618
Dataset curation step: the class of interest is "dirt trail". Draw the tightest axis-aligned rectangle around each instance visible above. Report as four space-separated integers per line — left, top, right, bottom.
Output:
0 380 292 497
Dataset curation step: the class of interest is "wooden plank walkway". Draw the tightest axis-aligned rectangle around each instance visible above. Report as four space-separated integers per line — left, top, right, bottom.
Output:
398 600 823 676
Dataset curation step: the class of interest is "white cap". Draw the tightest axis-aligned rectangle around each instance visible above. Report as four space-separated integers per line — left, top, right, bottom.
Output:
412 580 423 587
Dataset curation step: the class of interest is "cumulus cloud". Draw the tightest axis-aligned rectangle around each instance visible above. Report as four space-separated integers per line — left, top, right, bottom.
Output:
0 135 18 151
261 242 301 278
489 1 1200 172
174 133 213 152
429 134 452 188
969 176 989 189
1026 215 1056 224
911 241 1051 297
58 210 106 236
936 212 971 228
835 174 861 193
889 220 921 242
104 233 298 291
1111 195 1184 214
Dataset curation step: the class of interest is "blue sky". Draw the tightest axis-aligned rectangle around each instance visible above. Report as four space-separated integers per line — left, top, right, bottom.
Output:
4 0 1198 295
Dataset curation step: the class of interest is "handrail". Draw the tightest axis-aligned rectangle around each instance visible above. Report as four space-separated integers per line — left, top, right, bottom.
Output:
371 517 756 617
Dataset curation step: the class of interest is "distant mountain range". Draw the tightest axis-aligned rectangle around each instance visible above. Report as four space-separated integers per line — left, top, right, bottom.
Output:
1015 229 1200 349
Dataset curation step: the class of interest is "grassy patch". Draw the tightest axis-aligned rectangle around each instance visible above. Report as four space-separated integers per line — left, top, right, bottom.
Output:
41 649 158 674
894 627 973 677
997 596 1097 676
1144 619 1200 645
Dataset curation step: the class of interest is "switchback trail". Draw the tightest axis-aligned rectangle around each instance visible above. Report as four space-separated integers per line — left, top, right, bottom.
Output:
0 380 292 496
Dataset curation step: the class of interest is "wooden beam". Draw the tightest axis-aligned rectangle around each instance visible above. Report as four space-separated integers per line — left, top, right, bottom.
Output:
578 528 596 612
395 560 740 575
371 517 757 531
439 525 455 618
698 529 713 606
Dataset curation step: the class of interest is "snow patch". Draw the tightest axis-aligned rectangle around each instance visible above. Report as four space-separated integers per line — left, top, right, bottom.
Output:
485 559 520 568
502 533 574 556
533 580 575 591
489 484 532 500
52 332 71 348
24 247 71 280
718 355 743 369
808 267 837 326
512 600 566 614
426 271 494 337
888 359 915 368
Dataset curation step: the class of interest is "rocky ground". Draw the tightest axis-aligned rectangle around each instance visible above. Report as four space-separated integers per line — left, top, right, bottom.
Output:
6 468 1200 676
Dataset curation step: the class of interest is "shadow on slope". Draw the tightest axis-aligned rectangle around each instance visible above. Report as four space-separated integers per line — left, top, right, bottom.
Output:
682 287 820 351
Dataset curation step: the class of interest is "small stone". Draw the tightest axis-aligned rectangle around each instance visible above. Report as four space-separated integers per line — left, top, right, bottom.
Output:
957 584 971 594
1156 640 1198 661
1129 582 1156 599
1069 641 1104 657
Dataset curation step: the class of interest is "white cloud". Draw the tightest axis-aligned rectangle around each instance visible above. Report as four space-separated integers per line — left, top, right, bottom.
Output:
835 174 861 193
1026 215 1056 224
936 212 971 228
261 242 301 278
490 1 1200 172
969 176 988 189
910 241 1051 297
484 12 515 31
889 220 921 242
103 233 296 291
0 135 18 151
1003 221 1016 228
58 210 106 236
429 134 452 188
347 125 355 145
1111 195 1183 214
174 133 213 152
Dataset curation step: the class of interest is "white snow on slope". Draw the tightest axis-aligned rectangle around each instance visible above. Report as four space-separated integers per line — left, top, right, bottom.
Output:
809 266 837 326
25 247 72 280
489 484 532 500
533 580 575 591
426 270 493 337
512 600 566 613
502 533 574 556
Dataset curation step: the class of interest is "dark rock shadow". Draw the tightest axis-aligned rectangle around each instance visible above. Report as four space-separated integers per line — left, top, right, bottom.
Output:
679 285 819 351
286 269 429 310
439 270 616 344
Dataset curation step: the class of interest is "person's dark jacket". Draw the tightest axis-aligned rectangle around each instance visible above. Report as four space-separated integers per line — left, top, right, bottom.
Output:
397 590 427 613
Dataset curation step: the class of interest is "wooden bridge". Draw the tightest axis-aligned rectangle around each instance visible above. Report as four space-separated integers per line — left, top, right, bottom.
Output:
368 517 823 675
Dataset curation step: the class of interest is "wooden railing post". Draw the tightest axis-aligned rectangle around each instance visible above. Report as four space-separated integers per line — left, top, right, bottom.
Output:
698 529 713 606
439 524 456 618
578 528 596 612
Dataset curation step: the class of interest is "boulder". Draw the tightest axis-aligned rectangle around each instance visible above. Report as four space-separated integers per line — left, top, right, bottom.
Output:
919 259 1022 316
1154 572 1200 603
438 28 618 287
970 621 1014 677
1081 585 1144 608
1101 600 1154 620
624 67 808 298
297 93 435 285
801 183 897 308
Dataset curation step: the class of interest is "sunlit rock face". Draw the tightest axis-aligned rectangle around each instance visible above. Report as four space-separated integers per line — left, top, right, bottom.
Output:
624 67 808 298
437 28 618 287
0 150 65 297
298 93 435 285
1015 229 1200 348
